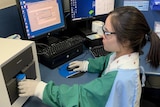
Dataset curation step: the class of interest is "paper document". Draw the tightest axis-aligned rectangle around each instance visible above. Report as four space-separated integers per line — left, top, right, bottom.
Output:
154 21 160 39
86 34 102 40
95 0 115 15
124 0 149 11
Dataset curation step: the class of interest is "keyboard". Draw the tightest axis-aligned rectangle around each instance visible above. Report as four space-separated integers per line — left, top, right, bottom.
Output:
38 35 85 58
90 45 110 57
36 35 86 69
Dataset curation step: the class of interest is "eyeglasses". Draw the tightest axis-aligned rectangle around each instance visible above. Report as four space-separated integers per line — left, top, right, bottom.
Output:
102 25 116 36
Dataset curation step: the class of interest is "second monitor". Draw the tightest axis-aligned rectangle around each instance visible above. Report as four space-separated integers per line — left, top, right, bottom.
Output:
69 0 115 35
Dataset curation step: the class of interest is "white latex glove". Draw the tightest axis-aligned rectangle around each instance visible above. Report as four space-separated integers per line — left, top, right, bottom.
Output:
68 60 89 72
18 79 40 97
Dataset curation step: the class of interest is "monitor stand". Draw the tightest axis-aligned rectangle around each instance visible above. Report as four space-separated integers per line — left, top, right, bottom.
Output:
78 20 96 36
36 33 61 45
79 28 96 36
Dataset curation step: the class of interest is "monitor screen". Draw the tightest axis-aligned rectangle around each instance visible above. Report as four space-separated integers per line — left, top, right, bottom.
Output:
16 0 65 40
70 0 115 21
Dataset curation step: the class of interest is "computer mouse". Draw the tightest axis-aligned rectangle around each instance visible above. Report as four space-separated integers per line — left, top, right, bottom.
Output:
67 66 79 71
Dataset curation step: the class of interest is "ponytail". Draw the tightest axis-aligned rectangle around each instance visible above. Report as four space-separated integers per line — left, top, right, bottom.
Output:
147 31 160 68
109 6 160 68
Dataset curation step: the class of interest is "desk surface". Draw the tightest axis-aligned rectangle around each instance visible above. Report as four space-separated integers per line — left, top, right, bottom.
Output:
23 42 160 107
23 50 98 107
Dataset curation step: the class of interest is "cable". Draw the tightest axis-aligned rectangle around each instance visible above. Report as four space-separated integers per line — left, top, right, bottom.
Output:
36 43 49 47
36 43 49 55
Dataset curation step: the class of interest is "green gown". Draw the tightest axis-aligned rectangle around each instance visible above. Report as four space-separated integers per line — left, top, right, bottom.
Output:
42 54 118 107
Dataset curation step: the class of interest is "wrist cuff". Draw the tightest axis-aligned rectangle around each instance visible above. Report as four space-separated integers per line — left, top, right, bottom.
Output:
34 81 47 99
83 61 89 72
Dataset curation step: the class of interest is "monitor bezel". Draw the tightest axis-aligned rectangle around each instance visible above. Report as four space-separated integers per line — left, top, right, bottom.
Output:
16 0 66 41
69 0 115 23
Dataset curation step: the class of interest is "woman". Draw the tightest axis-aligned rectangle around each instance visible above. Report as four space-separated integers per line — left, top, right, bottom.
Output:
18 6 160 107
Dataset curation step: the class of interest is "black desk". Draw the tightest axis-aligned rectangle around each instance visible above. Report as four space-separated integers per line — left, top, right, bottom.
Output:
23 42 160 107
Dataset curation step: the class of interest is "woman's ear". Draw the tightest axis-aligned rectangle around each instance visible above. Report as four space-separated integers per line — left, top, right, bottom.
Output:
122 40 131 48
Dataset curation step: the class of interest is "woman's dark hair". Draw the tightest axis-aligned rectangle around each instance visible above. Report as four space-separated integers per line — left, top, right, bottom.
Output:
109 6 160 68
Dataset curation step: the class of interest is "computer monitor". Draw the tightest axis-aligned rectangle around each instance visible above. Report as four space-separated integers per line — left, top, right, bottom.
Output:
16 0 65 40
69 0 115 35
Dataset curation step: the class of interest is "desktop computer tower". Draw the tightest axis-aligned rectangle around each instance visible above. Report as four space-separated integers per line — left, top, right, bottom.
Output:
0 38 41 107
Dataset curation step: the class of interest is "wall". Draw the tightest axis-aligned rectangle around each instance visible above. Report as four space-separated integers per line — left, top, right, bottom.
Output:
0 6 24 38
0 0 69 38
0 0 15 9
0 0 23 38
63 0 70 12
115 0 160 30
0 0 160 38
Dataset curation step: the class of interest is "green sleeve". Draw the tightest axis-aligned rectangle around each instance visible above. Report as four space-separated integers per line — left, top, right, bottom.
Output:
87 53 112 73
42 71 117 107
